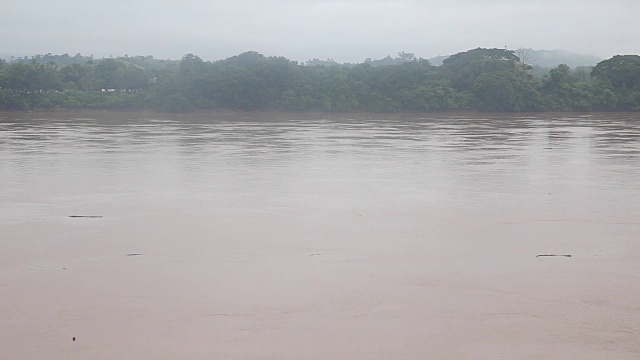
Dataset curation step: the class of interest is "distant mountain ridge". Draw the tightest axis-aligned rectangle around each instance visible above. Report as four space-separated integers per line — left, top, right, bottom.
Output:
525 49 602 68
429 49 602 68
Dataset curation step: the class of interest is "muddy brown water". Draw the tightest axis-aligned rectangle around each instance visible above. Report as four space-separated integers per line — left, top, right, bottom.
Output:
1 112 639 359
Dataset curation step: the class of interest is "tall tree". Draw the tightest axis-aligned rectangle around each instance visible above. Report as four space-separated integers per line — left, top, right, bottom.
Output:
591 55 640 89
441 48 523 91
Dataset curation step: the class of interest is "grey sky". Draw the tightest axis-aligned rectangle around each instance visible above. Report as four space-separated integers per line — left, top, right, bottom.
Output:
2 0 638 62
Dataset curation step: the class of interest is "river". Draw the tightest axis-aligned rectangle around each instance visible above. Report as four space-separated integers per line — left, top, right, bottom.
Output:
1 112 639 359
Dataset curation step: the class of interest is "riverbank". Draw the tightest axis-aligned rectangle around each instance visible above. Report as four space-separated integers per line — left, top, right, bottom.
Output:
2 109 638 120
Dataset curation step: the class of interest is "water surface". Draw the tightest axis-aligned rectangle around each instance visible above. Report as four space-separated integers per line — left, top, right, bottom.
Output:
1 112 639 359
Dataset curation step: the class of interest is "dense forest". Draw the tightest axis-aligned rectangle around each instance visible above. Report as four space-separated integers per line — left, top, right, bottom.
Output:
0 48 639 113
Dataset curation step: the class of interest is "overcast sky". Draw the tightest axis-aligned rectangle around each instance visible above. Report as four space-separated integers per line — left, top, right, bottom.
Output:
2 0 638 62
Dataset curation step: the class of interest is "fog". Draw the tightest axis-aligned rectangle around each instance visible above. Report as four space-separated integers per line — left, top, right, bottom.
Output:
2 0 639 62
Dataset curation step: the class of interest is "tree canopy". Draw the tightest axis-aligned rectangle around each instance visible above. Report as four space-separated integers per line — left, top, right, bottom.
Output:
1 49 638 112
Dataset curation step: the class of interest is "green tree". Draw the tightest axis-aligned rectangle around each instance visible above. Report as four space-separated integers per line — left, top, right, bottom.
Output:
472 69 541 112
59 63 89 88
1 62 61 93
591 55 640 89
591 55 640 110
441 48 524 91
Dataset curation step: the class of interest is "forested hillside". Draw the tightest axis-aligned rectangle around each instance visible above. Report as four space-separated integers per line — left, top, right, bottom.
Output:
1 48 638 112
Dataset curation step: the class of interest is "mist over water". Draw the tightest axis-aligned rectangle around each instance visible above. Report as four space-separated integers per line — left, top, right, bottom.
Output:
1 112 640 359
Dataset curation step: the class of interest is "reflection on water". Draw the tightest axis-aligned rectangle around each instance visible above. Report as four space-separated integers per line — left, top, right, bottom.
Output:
2 112 639 222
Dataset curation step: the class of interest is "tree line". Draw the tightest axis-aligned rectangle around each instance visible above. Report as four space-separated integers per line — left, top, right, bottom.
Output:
0 48 639 112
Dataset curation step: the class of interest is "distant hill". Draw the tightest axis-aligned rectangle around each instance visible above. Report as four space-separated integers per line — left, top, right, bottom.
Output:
524 49 602 68
305 52 419 67
427 55 449 66
430 49 602 68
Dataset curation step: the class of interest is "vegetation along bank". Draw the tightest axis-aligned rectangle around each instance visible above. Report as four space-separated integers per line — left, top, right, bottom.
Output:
1 48 639 113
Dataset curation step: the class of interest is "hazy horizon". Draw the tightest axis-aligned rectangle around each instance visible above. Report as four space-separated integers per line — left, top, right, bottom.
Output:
0 47 605 65
2 0 639 63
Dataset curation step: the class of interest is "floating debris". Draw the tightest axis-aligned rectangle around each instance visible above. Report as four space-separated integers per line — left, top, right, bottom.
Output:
127 253 143 256
68 215 103 218
536 254 572 258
